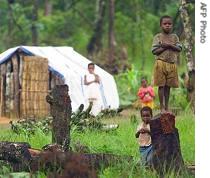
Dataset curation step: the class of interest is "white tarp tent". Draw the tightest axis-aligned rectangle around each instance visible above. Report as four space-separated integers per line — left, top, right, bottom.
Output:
0 46 119 112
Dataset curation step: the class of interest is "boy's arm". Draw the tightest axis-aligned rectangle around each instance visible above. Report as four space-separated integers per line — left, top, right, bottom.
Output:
135 124 142 138
151 34 167 55
139 128 150 134
84 75 94 85
152 47 167 55
94 74 100 83
135 130 141 138
161 34 182 52
135 127 150 138
148 87 155 98
137 88 146 99
162 43 182 52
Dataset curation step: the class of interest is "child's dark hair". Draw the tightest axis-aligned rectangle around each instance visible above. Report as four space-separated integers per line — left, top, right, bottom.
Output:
140 106 153 116
160 15 172 25
141 77 147 82
88 62 95 68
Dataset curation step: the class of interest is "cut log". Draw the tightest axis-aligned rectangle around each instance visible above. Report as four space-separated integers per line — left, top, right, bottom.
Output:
0 141 32 171
46 85 72 151
0 142 132 178
0 141 193 177
150 112 185 175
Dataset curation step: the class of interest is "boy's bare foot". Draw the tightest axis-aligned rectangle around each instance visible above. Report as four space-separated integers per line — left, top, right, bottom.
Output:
160 109 166 114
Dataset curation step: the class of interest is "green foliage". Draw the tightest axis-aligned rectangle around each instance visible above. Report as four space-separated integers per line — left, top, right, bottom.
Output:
72 110 194 177
115 67 141 106
9 104 122 137
10 118 52 136
0 110 194 177
115 67 191 109
0 0 194 64
170 88 189 109
0 161 11 175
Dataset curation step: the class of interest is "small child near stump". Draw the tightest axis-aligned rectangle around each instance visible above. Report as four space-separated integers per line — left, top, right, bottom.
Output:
135 106 153 166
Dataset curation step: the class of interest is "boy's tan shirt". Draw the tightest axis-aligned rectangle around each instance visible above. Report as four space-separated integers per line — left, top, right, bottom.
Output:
152 33 182 63
136 122 151 146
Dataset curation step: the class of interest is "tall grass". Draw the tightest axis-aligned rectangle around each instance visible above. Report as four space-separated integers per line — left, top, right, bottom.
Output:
0 110 194 177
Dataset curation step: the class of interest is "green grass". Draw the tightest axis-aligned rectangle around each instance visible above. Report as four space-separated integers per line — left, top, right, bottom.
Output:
0 109 194 177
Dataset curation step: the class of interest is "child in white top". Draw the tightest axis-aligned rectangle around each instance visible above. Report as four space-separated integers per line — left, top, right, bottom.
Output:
84 63 103 115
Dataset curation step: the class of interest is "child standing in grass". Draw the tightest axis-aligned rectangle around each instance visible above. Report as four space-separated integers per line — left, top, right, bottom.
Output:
151 15 182 112
135 106 153 166
137 78 155 109
84 63 103 116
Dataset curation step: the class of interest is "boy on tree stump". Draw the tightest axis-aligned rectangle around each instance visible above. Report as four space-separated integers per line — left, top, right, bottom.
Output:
152 15 182 112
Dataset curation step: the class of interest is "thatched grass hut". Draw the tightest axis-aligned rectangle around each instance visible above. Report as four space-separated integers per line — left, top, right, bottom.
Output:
0 48 64 118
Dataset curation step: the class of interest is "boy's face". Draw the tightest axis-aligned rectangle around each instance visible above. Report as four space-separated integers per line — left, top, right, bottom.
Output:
141 110 152 124
160 18 173 34
141 79 147 88
88 65 95 74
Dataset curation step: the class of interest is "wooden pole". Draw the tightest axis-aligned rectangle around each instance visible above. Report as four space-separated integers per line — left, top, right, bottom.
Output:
5 61 12 117
12 55 20 118
46 85 72 151
0 63 6 116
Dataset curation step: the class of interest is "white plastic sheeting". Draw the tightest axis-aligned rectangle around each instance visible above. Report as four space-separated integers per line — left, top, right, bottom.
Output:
0 46 119 112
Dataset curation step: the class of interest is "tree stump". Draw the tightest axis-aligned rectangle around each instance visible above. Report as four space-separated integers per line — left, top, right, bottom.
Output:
46 85 72 151
0 142 32 171
150 112 185 174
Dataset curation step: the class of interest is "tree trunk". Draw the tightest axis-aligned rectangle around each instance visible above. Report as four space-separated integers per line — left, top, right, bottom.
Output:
46 85 72 151
108 0 116 66
134 0 146 71
44 0 52 16
31 0 39 45
87 0 106 59
7 0 13 47
150 112 185 175
179 0 195 108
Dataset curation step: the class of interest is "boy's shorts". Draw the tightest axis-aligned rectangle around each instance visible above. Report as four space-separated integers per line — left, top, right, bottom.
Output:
139 144 153 166
153 59 179 88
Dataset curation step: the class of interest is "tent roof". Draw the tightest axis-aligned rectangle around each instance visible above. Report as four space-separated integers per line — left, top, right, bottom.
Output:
0 46 119 112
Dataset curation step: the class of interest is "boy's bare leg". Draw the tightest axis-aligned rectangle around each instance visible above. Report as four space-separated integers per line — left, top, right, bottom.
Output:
164 85 170 111
158 86 165 112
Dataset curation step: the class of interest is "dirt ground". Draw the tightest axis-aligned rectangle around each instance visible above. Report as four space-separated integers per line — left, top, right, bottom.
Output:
0 117 12 124
0 117 19 129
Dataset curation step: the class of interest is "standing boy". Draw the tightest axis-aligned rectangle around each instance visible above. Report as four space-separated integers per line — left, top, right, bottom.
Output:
135 106 153 166
151 15 182 112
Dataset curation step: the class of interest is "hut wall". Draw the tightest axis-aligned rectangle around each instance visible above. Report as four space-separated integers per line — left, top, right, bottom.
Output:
20 56 49 118
0 63 6 117
12 55 20 118
0 53 64 119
